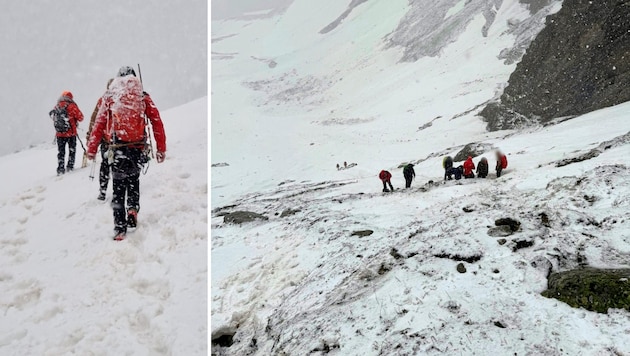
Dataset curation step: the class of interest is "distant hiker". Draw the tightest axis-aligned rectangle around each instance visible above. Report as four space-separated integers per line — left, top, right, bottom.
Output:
403 163 415 188
86 66 167 240
86 78 114 200
336 163 340 170
443 156 454 180
453 166 463 180
476 157 489 178
379 170 394 192
49 91 84 175
496 151 508 177
344 161 348 168
463 156 475 179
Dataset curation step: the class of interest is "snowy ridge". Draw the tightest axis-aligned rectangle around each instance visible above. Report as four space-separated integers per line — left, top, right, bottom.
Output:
0 97 207 355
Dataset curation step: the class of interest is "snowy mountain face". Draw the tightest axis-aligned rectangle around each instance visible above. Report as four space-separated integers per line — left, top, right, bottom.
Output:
0 97 207 355
0 0 207 156
212 0 630 355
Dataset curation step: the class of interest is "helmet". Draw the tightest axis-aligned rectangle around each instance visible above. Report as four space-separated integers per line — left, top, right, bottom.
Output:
117 66 136 77
61 91 73 99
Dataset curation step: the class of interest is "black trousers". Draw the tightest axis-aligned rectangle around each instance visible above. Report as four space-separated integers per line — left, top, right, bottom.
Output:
57 136 76 172
111 146 143 232
444 165 453 180
496 166 503 177
404 175 413 188
99 142 111 193
382 180 393 192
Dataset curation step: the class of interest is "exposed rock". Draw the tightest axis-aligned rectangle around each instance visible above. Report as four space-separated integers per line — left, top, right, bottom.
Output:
497 239 507 245
456 263 467 273
480 1 630 130
512 238 535 252
542 268 630 313
462 206 474 213
351 230 373 237
223 211 268 224
495 217 521 232
377 262 392 275
487 225 514 237
280 208 301 218
553 131 630 168
211 162 230 167
389 248 403 260
539 212 551 227
453 142 494 162
493 321 506 328
319 0 368 34
434 253 482 264
211 327 236 348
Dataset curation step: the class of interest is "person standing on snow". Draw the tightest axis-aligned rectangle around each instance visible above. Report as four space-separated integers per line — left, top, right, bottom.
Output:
476 157 489 178
496 150 508 177
86 66 167 240
463 156 475 179
403 163 415 188
379 170 394 192
443 156 454 180
50 91 84 175
85 78 114 200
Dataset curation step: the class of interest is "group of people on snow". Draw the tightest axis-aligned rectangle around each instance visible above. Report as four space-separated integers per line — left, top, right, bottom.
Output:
48 66 167 240
378 151 507 192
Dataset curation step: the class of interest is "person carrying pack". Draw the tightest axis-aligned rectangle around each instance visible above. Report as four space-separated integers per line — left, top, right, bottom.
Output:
463 156 475 179
453 165 463 180
403 163 415 188
476 157 489 178
86 66 167 240
496 151 508 177
443 156 454 180
379 170 394 192
85 79 114 200
49 91 84 175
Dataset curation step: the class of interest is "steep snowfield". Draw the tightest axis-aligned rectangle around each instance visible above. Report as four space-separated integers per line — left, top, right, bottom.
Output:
0 97 207 355
212 0 630 355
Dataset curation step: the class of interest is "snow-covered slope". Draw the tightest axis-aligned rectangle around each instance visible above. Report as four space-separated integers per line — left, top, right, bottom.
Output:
0 97 207 355
211 0 630 355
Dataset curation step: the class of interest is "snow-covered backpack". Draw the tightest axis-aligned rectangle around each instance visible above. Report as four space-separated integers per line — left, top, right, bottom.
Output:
49 104 71 133
105 76 146 144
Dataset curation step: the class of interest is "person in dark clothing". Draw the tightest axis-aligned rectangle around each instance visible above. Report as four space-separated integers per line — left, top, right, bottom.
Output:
477 157 489 178
403 163 415 188
50 91 84 175
453 166 463 180
379 170 394 192
443 156 454 180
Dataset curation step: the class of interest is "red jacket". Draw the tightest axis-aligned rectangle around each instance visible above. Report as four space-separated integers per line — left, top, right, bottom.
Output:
87 91 166 155
498 154 508 169
379 170 392 181
54 92 84 138
463 157 475 175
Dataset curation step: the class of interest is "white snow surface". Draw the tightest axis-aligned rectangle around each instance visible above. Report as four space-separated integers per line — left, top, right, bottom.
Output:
211 0 630 355
0 97 208 355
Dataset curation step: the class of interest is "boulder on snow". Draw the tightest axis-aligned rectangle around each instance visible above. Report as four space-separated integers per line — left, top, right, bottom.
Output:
497 239 507 245
495 217 521 232
453 142 494 162
456 263 467 273
511 238 535 252
542 268 630 313
351 230 374 237
280 208 301 218
223 211 269 224
487 225 514 237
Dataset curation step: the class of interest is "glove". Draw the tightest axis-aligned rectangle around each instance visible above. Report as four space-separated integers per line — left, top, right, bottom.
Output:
87 152 96 160
156 151 165 163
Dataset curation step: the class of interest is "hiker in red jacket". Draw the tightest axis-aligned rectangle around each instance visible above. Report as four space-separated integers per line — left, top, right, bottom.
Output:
50 91 84 175
86 66 167 240
463 156 475 179
379 170 394 192
496 151 508 177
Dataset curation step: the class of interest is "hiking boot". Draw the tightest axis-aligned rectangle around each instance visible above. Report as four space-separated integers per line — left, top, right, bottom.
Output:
66 166 74 172
113 227 126 241
127 209 138 228
97 191 106 201
57 169 65 176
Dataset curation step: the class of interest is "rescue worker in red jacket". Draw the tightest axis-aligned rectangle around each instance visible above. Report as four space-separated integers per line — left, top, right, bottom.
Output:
86 66 166 240
50 91 84 175
463 156 475 179
496 151 508 177
379 170 394 192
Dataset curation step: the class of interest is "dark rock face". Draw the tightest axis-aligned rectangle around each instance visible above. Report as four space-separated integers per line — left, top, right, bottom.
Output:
223 211 268 224
351 230 374 237
542 268 630 313
280 208 301 218
481 1 630 130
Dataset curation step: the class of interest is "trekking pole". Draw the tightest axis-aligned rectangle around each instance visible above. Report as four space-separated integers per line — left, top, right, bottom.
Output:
89 157 97 181
138 63 156 159
76 135 87 153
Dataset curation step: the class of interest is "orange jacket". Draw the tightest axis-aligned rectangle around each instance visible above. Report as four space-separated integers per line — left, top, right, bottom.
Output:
463 157 475 175
54 92 84 138
87 92 166 155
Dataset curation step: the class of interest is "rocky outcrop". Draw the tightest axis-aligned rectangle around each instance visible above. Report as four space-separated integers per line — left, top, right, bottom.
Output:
223 211 268 224
481 0 630 130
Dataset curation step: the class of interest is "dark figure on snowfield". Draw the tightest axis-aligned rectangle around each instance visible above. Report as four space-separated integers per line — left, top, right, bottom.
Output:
379 170 394 192
453 166 463 180
86 66 167 240
85 78 114 200
49 91 84 175
344 161 348 168
443 156 453 180
336 163 340 170
476 157 489 178
496 151 508 178
463 156 475 179
403 163 415 188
